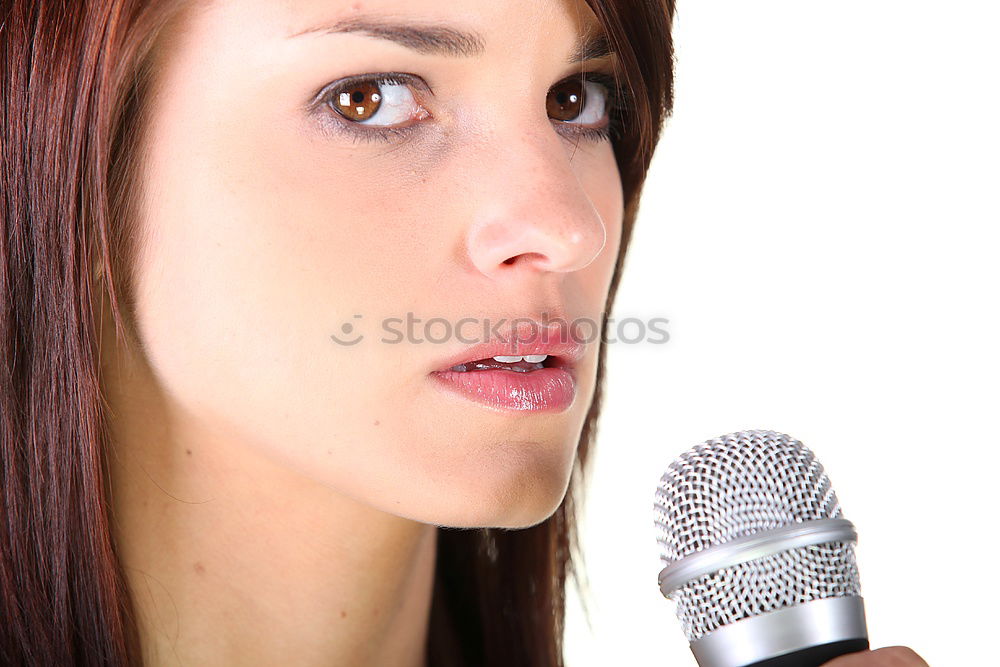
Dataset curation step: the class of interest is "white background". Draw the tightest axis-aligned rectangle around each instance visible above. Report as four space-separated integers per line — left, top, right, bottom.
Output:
564 1 999 665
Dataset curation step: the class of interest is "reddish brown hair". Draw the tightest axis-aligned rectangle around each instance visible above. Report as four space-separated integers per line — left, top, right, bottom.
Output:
0 1 676 664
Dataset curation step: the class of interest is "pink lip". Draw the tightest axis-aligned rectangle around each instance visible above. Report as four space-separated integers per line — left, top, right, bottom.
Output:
429 366 577 413
426 321 584 413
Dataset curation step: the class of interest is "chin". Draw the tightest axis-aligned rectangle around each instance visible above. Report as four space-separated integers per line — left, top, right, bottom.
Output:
418 440 577 530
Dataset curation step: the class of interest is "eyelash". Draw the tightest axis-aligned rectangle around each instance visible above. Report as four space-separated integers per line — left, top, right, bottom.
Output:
313 71 628 145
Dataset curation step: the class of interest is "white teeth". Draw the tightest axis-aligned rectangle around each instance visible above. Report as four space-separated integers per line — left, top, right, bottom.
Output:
490 354 549 363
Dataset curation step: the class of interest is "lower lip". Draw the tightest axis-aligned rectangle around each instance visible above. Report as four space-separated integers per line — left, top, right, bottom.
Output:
428 366 577 413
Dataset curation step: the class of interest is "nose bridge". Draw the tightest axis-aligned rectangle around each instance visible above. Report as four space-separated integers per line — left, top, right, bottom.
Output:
462 114 608 277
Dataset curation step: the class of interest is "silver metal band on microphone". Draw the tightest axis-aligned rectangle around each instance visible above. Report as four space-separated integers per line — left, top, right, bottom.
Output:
689 595 869 667
658 518 858 598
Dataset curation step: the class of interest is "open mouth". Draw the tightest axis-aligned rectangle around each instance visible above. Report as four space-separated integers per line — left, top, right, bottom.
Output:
426 323 584 412
445 354 565 373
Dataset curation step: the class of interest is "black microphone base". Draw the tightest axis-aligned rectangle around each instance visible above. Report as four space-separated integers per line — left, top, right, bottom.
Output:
746 638 870 667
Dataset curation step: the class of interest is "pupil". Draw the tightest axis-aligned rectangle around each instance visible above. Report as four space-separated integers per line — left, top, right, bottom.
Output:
352 90 364 103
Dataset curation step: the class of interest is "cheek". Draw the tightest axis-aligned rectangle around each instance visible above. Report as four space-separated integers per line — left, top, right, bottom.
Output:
599 154 625 260
130 96 438 480
577 146 625 303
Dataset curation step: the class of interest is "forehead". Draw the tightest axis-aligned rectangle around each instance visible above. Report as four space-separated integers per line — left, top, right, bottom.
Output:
180 0 604 53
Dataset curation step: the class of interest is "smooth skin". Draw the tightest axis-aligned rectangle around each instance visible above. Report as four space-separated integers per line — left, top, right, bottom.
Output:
95 0 930 665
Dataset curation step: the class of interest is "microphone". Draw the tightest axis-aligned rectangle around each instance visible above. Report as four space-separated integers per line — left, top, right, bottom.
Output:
653 430 870 667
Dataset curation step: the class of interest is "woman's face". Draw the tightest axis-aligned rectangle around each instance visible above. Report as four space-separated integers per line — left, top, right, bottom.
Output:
131 0 623 528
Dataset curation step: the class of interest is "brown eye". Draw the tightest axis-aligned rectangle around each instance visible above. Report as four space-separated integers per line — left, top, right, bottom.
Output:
330 80 383 122
322 74 426 127
547 78 588 122
546 76 611 131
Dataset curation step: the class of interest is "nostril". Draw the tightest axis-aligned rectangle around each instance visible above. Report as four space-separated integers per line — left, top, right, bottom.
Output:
502 252 548 267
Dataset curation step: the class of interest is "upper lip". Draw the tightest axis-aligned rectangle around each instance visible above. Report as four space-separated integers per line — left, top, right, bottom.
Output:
430 320 587 372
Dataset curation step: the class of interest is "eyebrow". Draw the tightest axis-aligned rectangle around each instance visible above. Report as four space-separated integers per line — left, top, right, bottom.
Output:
287 15 614 64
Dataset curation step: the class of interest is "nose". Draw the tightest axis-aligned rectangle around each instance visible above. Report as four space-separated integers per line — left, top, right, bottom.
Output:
463 126 608 279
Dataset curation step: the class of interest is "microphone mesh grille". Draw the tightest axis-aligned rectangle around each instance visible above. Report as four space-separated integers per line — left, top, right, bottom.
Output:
653 430 862 641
